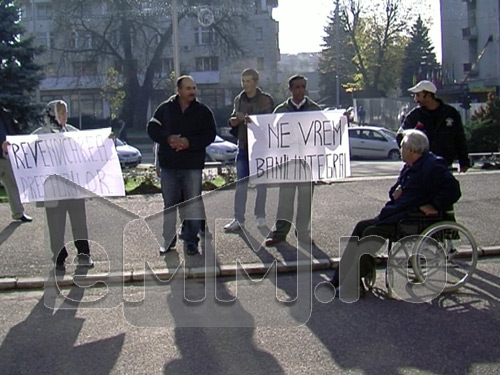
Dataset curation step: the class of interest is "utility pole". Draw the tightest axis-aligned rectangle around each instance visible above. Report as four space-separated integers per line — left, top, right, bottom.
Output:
172 0 180 79
335 0 340 108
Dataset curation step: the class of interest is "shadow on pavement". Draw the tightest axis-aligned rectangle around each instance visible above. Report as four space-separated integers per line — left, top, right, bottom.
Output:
0 270 125 375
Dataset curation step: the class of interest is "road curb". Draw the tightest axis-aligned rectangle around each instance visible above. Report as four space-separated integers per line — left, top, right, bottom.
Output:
1 247 499 292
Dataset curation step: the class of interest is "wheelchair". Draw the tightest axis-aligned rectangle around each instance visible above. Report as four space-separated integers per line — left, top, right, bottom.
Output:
363 210 478 299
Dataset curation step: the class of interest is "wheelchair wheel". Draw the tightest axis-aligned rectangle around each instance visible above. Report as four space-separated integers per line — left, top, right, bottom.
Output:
412 221 478 293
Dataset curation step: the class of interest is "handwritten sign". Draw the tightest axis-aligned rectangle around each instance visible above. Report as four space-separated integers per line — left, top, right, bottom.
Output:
247 110 351 183
6 128 125 202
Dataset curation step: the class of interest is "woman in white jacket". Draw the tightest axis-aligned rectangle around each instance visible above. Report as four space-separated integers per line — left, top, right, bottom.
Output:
33 100 94 271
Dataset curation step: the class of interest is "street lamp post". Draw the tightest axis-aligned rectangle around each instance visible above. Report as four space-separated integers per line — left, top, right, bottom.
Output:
335 0 340 108
172 0 180 78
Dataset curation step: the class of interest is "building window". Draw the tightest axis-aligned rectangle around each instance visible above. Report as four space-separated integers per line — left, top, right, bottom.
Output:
35 32 54 49
254 0 263 12
194 27 215 45
44 63 56 77
257 57 264 70
36 3 52 20
72 61 98 76
255 27 263 41
159 58 174 74
70 93 103 118
72 31 94 49
195 57 218 71
198 87 225 110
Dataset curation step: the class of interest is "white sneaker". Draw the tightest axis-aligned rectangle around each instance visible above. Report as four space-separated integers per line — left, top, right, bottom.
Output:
256 217 266 228
224 219 244 232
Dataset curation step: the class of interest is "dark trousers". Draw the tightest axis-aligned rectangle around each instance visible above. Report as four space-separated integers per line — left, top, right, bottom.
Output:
337 218 397 285
46 199 90 263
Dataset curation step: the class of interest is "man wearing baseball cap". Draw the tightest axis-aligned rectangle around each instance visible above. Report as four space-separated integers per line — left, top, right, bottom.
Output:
397 80 470 172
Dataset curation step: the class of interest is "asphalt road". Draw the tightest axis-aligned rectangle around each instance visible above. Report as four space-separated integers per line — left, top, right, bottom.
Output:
1 163 499 374
1 260 500 375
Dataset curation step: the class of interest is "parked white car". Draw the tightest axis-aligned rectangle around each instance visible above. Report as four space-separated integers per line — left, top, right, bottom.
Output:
348 126 401 160
115 139 142 168
205 135 237 164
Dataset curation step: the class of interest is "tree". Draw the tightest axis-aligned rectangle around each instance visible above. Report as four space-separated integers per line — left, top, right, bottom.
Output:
466 92 500 152
101 67 126 121
400 16 439 94
319 0 411 98
317 4 356 104
0 0 44 126
49 0 253 129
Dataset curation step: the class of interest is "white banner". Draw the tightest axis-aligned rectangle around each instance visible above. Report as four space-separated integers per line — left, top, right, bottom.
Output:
6 128 125 202
247 110 351 183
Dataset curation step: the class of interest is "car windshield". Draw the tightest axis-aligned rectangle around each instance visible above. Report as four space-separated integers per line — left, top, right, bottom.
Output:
380 129 397 140
115 139 125 146
214 135 224 143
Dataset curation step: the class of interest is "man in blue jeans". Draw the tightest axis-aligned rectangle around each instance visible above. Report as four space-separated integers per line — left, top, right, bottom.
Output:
224 68 274 232
148 76 216 255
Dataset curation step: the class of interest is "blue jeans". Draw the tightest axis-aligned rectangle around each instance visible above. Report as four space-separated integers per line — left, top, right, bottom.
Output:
161 168 204 247
234 148 267 223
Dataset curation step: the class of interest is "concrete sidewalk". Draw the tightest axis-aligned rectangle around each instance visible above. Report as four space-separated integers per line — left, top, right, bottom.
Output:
1 170 499 291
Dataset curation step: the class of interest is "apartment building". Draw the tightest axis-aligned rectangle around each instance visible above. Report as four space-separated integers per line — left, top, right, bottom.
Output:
17 0 280 125
440 0 500 96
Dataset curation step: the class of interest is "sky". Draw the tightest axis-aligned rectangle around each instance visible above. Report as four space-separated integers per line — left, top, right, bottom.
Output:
273 0 442 62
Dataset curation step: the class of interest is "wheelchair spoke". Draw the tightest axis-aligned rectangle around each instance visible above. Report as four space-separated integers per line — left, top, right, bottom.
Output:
416 222 478 293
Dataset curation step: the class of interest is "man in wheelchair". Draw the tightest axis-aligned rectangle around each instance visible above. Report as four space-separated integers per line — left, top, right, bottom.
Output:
330 129 462 298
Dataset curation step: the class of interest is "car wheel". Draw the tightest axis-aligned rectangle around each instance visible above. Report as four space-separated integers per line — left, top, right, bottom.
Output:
388 149 400 160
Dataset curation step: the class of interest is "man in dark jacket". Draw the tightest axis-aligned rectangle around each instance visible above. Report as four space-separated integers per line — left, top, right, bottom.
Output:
147 76 216 255
330 129 461 297
0 107 32 222
398 80 470 172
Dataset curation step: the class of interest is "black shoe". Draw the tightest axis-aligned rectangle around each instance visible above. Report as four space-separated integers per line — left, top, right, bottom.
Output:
265 237 285 247
186 243 199 255
77 254 94 268
329 269 340 288
18 214 33 223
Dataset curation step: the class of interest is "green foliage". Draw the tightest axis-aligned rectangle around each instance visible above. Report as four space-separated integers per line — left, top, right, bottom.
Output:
318 7 356 102
400 16 439 94
319 0 410 98
0 1 44 126
101 67 126 120
466 92 500 152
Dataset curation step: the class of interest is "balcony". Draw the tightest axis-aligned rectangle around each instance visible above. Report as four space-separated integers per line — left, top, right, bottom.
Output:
463 63 479 77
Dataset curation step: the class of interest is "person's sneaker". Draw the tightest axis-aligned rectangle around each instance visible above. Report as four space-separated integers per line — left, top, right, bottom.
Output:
17 214 33 223
256 217 266 228
224 219 244 232
160 239 176 255
186 243 199 255
77 254 94 268
265 236 285 247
